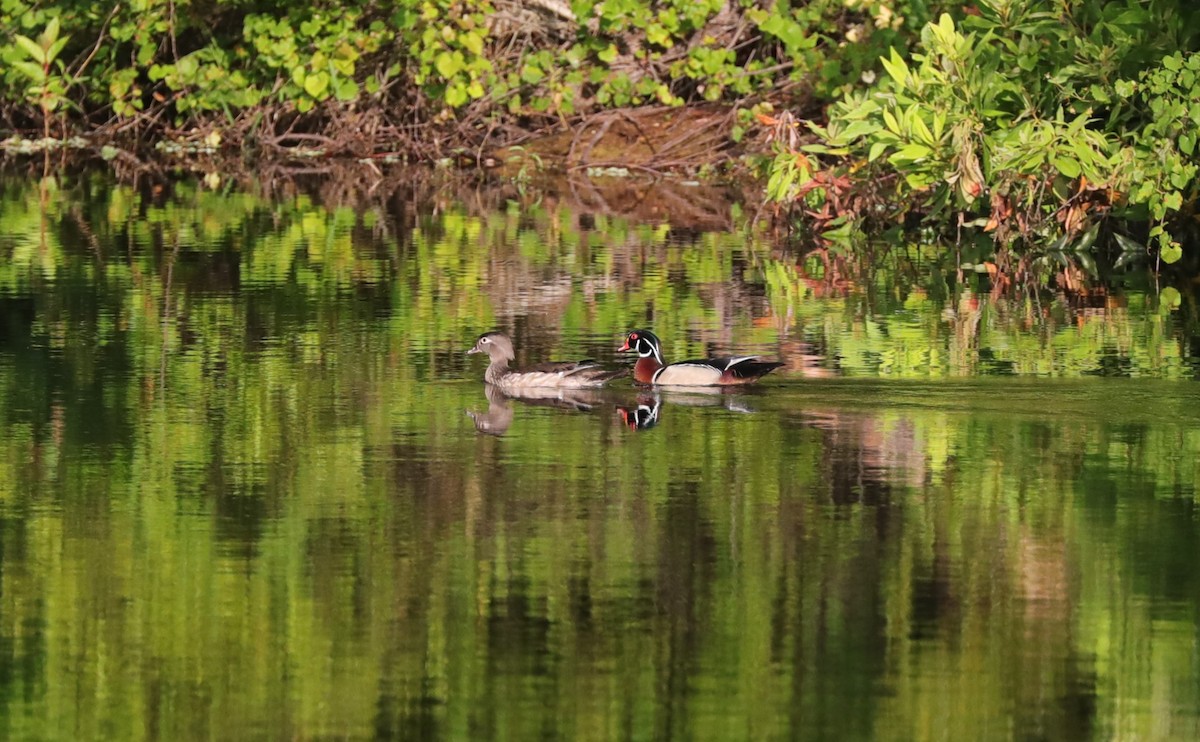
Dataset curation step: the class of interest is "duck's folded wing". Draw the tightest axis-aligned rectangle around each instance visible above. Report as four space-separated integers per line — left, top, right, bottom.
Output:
724 356 784 379
525 360 597 374
515 360 627 386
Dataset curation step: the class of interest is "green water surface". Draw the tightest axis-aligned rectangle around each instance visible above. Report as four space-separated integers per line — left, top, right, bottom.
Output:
0 174 1198 740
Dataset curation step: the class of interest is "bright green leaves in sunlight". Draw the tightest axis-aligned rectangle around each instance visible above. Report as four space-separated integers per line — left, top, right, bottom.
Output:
407 0 493 109
243 12 374 113
1116 51 1200 264
765 2 1200 270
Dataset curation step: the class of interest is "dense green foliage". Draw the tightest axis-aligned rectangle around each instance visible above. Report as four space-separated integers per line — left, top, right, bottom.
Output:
769 0 1200 268
1 173 1200 738
0 0 940 154
4 0 1200 271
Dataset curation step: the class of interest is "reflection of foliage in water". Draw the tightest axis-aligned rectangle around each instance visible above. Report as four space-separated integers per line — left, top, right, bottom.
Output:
0 175 1197 737
762 243 1196 378
1 174 1194 383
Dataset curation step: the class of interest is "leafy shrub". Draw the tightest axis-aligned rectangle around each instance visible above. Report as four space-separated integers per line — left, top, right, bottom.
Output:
769 0 1200 266
1111 52 1200 263
0 0 949 140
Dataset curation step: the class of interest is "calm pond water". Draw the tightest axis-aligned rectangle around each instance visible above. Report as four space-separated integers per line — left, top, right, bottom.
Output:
1 172 1199 740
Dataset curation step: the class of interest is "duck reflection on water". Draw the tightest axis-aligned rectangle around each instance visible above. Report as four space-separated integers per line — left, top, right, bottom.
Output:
614 388 759 432
468 382 764 437
616 394 662 431
467 383 611 436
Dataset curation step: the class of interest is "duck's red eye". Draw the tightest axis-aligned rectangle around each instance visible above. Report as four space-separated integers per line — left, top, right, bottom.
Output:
630 333 638 340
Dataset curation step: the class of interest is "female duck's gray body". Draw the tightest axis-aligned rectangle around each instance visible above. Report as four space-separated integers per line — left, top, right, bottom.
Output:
467 331 627 389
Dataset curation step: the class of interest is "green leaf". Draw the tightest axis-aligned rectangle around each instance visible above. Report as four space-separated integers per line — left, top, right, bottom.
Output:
911 114 935 146
1053 156 1081 178
880 48 910 89
303 71 329 98
882 108 901 135
597 44 618 64
334 78 359 101
38 17 60 49
646 23 672 47
937 13 955 38
759 14 808 52
445 81 468 107
868 142 889 162
904 172 934 189
173 53 198 77
11 60 46 82
1161 241 1183 264
1070 140 1097 167
1163 54 1182 72
14 35 47 65
890 143 932 163
1113 233 1143 254
46 37 69 65
461 31 484 57
137 40 156 66
838 119 882 141
435 52 463 79
520 63 545 84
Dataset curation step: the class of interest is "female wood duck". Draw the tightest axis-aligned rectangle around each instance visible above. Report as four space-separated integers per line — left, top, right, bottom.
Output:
617 329 783 386
467 331 627 389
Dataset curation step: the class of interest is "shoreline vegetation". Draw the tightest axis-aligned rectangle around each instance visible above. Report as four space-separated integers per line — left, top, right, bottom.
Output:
0 0 832 170
2 1 1200 281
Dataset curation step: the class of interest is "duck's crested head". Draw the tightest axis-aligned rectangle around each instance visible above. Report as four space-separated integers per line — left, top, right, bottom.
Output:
467 331 516 362
617 329 663 362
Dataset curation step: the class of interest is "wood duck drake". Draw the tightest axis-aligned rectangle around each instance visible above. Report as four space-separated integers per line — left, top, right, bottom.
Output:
617 329 783 386
467 331 627 389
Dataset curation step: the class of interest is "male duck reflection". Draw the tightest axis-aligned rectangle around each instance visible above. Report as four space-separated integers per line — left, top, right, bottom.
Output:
617 329 783 386
467 331 627 389
615 390 759 432
616 395 662 431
